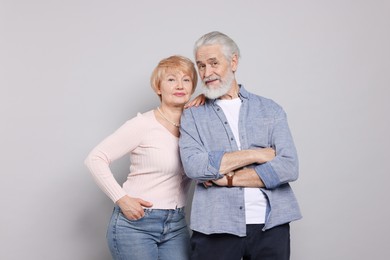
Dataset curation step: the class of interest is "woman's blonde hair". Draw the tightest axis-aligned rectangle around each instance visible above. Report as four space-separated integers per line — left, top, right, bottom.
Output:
150 55 198 99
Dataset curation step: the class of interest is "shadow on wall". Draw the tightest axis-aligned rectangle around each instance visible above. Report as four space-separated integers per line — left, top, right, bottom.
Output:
77 196 113 259
75 158 130 259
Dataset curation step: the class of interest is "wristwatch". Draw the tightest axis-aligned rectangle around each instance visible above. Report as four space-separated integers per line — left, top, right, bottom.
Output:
226 171 235 187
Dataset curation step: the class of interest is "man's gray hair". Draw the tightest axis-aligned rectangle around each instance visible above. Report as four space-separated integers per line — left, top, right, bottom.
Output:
194 31 241 61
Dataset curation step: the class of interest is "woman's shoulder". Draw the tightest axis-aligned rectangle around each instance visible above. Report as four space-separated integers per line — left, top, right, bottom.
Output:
139 109 155 118
123 109 155 127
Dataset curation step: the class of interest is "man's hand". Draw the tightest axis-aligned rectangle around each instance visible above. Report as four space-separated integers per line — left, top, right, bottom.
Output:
212 176 228 186
202 180 214 188
202 178 228 187
116 195 153 220
254 147 276 164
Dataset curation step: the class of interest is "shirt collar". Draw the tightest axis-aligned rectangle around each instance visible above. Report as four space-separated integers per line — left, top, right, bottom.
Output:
237 84 249 100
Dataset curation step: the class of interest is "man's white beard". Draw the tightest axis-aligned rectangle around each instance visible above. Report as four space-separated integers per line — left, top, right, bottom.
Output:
202 71 235 99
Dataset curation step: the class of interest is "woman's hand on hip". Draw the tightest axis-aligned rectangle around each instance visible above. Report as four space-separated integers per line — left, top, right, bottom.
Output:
116 195 153 220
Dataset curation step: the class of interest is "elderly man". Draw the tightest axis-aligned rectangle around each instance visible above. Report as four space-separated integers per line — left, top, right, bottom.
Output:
179 31 302 260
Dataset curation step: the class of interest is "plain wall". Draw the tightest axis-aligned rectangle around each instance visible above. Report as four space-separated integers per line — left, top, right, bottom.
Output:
1 0 389 259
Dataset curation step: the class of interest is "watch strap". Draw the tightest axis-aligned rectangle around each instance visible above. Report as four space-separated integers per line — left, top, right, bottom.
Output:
227 172 234 187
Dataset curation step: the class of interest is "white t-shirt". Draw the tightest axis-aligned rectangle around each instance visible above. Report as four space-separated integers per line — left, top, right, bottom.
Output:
216 98 267 224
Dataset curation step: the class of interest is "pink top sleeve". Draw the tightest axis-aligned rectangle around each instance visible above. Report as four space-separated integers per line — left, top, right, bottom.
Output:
84 114 146 202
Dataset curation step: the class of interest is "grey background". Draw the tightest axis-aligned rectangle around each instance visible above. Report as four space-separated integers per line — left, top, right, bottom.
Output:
1 0 389 259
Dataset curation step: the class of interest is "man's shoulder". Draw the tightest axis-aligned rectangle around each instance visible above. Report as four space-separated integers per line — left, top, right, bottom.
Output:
247 91 282 112
240 85 281 108
183 101 213 116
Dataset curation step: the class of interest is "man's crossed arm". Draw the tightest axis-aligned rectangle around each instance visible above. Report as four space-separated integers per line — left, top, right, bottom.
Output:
204 148 275 188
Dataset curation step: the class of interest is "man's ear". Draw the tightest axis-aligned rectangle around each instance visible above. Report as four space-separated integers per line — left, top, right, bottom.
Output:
231 54 238 72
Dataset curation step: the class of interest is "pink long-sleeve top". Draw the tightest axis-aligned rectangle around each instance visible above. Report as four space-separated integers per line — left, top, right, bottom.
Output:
85 110 191 209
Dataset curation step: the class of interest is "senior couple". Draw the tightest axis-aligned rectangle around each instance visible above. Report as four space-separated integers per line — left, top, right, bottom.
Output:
85 31 301 260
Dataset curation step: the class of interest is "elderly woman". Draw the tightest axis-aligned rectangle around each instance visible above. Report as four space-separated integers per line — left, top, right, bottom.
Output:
85 55 199 260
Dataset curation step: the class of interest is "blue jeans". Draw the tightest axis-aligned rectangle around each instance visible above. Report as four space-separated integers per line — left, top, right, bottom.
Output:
107 206 190 260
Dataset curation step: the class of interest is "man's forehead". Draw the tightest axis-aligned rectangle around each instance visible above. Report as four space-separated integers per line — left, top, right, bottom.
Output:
196 45 224 62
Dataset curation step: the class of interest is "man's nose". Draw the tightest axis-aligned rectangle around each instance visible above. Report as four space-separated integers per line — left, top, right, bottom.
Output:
204 65 213 78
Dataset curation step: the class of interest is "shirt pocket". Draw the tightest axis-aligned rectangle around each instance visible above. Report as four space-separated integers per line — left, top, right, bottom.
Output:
247 118 272 148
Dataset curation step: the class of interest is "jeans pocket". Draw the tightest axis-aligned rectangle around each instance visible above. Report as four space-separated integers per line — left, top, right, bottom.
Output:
119 209 150 223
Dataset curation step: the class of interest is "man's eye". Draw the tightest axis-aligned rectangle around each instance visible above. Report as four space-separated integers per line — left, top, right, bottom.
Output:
168 78 175 81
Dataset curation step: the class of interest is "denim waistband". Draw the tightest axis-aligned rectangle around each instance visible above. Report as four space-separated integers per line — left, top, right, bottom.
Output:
143 207 185 213
115 205 185 213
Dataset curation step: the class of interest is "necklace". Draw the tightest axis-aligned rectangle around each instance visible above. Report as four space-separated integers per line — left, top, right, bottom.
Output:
157 107 180 127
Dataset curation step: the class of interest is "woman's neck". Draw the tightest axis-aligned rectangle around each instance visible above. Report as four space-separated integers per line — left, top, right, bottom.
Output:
157 104 183 130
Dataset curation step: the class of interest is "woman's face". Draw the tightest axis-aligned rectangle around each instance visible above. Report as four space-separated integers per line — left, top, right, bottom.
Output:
158 70 193 107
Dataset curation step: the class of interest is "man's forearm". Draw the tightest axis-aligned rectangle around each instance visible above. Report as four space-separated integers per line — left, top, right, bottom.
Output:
219 148 275 175
212 168 265 188
219 150 258 174
233 168 265 188
233 168 265 187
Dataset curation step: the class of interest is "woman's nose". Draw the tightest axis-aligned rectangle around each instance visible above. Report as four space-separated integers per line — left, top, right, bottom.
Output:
176 81 183 89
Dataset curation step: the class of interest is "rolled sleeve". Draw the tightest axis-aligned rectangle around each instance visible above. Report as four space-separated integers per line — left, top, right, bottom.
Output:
255 162 279 189
255 107 299 189
208 151 225 175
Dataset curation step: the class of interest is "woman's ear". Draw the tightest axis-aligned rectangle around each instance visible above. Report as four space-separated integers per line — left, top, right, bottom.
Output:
156 85 161 95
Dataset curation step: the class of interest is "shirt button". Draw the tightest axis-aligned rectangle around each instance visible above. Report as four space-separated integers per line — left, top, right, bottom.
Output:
231 137 234 140
239 206 243 210
217 108 220 111
224 121 227 124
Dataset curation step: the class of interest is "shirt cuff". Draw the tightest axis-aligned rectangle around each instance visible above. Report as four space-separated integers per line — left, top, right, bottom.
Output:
208 151 225 178
255 162 279 189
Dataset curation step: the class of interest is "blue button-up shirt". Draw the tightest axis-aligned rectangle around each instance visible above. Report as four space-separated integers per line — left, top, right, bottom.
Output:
179 85 302 236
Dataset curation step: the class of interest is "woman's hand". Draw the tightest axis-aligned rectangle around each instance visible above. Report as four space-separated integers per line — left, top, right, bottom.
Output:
184 94 206 108
116 195 153 220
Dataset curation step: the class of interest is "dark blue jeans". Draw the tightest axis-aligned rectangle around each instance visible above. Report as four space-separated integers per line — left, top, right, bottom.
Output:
190 223 290 260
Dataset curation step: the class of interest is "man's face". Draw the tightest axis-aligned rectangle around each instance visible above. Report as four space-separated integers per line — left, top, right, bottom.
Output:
195 44 237 98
